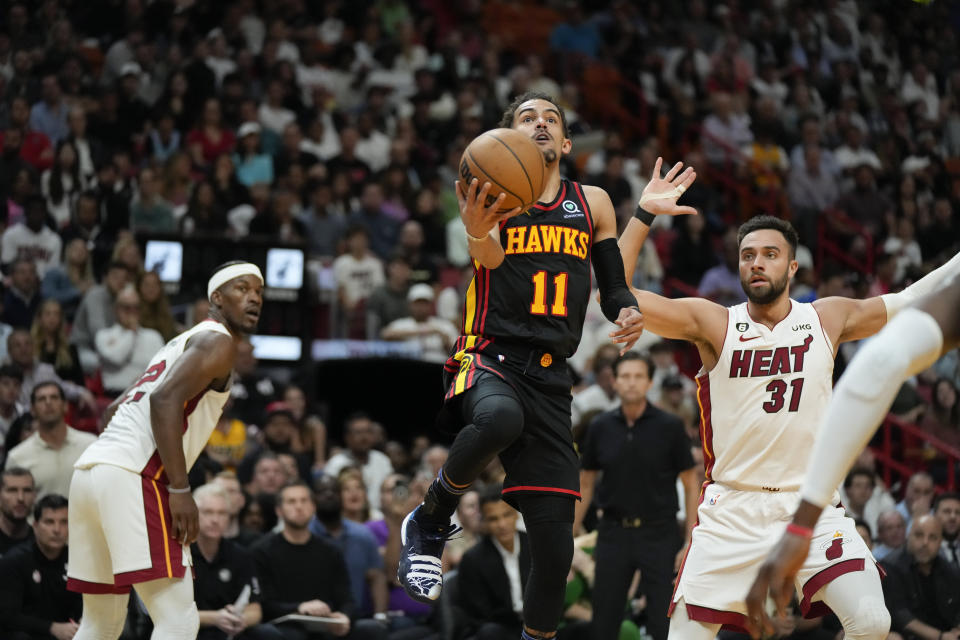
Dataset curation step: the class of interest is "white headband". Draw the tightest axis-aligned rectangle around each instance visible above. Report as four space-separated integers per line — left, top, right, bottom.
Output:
207 263 264 300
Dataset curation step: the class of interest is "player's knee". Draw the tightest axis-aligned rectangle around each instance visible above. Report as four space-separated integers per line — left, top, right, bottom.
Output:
473 394 524 447
844 595 890 640
153 601 199 640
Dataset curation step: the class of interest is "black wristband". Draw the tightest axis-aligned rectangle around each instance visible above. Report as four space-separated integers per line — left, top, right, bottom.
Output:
634 204 655 226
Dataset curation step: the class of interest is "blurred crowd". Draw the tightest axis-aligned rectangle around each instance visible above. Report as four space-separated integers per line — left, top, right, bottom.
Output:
0 0 959 638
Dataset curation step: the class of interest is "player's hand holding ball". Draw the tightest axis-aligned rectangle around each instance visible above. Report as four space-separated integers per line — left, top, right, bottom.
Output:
169 491 199 545
456 128 547 239
456 178 524 240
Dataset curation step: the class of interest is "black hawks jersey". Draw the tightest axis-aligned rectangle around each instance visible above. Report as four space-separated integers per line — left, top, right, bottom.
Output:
452 179 595 364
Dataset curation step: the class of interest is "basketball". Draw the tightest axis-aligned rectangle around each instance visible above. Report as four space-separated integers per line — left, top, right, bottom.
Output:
459 128 546 213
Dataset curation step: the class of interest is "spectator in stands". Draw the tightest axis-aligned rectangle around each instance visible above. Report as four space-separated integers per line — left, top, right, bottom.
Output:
230 339 277 425
245 452 288 498
192 484 283 640
658 374 698 434
419 446 448 479
338 468 372 524
31 299 83 387
334 225 385 334
212 471 256 544
324 413 393 512
235 122 274 188
934 493 960 569
249 187 306 243
571 344 620 427
920 198 960 265
253 482 387 640
669 214 716 289
130 166 176 233
0 493 80 640
258 80 296 137
94 284 164 396
274 123 319 179
443 488 481 572
458 487 530 640
396 220 438 287
881 515 960 639
5 382 95 499
0 467 34 556
181 180 230 236
920 378 960 447
207 403 249 473
366 255 411 340
2 259 41 329
380 284 457 364
29 74 69 145
41 236 94 320
188 97 237 168
281 386 327 473
310 475 389 621
2 96 54 172
348 183 400 260
41 141 85 228
1 196 61 277
299 180 345 258
7 330 94 411
834 127 883 174
70 261 130 373
698 228 747 307
137 270 178 342
896 472 935 529
841 468 888 541
787 145 841 247
0 365 24 449
701 91 752 166
874 510 908 561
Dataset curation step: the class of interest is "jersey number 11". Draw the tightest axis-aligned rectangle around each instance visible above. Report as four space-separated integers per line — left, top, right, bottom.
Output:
530 271 569 317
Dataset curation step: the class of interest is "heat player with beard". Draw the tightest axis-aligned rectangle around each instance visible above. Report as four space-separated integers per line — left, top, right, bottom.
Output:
397 91 696 640
615 214 960 640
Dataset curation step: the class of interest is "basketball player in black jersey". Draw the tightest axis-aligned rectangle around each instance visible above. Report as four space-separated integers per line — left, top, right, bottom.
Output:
397 91 697 640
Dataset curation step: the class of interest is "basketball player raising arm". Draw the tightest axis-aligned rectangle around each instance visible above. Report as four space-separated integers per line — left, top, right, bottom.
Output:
745 274 960 639
68 261 263 640
615 206 960 639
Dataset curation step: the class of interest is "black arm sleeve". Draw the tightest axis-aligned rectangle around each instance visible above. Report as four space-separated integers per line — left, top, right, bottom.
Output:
592 237 639 322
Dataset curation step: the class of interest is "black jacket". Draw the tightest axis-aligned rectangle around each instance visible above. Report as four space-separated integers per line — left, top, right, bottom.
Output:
0 540 82 637
457 533 530 631
880 548 960 634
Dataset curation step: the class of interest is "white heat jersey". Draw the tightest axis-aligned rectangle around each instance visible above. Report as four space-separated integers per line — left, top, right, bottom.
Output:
698 301 834 492
75 320 232 481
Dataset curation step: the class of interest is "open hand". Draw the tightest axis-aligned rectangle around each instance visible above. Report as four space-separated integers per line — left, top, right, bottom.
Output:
456 179 524 239
638 157 698 217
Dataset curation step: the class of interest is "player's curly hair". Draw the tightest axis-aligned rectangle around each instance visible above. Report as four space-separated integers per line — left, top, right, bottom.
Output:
737 215 799 259
499 91 569 138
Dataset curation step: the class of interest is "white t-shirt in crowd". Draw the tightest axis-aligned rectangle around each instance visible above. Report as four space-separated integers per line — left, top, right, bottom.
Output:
333 253 385 307
1 223 62 276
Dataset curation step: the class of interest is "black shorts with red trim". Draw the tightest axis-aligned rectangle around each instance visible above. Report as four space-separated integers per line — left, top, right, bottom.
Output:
438 338 580 507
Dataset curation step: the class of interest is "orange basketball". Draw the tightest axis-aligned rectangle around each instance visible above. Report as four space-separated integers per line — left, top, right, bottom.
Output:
458 128 546 213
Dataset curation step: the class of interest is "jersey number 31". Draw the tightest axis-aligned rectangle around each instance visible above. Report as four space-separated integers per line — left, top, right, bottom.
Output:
762 378 804 413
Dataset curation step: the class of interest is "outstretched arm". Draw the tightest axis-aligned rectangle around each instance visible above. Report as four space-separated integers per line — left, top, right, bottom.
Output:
619 157 697 283
816 249 960 346
586 186 643 353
